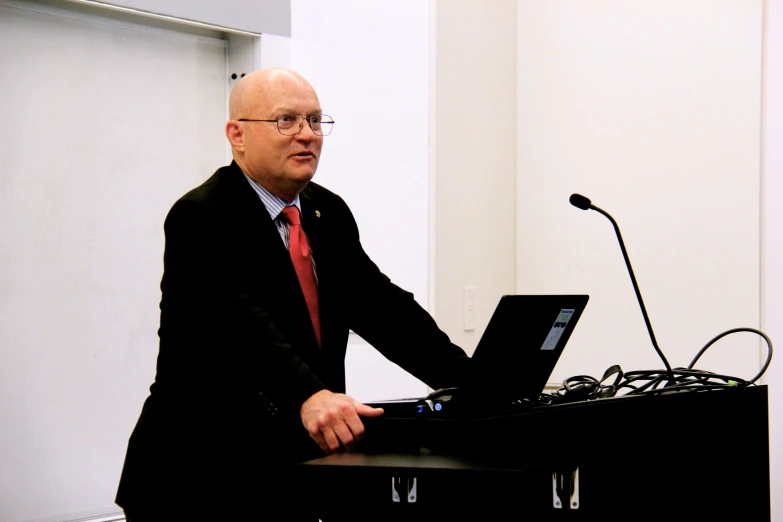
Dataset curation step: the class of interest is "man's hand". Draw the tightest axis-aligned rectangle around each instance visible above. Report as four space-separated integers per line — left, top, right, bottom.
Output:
300 389 384 455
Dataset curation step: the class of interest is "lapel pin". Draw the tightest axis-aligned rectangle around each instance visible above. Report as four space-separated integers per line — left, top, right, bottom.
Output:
315 210 321 218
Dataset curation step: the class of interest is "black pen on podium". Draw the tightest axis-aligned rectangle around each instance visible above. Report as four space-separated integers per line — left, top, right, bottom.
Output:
569 193 677 387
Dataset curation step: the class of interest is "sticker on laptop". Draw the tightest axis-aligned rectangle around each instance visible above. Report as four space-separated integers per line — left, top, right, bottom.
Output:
540 309 575 351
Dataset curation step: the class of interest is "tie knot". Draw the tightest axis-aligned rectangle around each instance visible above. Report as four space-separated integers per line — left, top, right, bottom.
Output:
281 205 301 226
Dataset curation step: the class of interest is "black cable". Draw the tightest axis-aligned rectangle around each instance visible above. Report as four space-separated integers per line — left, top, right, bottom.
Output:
633 384 735 396
688 327 773 385
541 369 622 405
538 327 773 405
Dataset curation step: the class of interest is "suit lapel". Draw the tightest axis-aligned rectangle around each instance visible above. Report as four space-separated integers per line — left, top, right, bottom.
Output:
224 162 292 265
223 163 322 359
299 185 321 263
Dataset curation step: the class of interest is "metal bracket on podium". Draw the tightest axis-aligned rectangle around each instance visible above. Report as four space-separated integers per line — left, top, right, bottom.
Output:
553 466 580 509
392 476 417 503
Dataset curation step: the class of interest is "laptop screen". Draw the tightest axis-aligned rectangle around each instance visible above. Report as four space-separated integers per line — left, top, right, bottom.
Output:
467 294 589 404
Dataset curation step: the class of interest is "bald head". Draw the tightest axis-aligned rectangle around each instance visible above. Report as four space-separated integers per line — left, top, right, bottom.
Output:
224 68 324 202
229 68 317 121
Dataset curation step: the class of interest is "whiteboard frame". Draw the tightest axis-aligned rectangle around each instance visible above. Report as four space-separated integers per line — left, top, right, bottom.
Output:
0 1 234 520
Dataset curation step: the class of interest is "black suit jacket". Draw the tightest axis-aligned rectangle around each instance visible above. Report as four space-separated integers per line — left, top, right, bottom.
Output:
116 162 472 515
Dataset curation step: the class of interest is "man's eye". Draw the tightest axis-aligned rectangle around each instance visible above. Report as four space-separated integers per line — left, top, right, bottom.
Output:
309 116 322 124
278 114 295 123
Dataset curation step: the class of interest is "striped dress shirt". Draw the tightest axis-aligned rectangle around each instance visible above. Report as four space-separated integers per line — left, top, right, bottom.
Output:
243 174 318 280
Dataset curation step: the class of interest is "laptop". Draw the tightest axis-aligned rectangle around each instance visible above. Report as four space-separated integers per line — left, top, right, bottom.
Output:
367 294 589 418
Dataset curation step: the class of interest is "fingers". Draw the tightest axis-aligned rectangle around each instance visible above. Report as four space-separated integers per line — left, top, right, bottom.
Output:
331 418 358 452
308 418 356 454
300 393 387 455
342 408 366 446
310 431 329 454
301 392 370 454
354 402 385 418
321 426 342 455
345 401 383 446
309 425 344 455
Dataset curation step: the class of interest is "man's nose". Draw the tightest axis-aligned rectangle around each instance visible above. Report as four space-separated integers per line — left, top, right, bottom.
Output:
295 120 318 141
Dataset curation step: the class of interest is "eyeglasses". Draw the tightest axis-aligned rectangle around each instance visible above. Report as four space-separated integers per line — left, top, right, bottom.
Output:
238 114 335 136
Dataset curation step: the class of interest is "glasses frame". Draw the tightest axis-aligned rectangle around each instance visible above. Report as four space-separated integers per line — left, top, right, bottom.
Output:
237 114 334 136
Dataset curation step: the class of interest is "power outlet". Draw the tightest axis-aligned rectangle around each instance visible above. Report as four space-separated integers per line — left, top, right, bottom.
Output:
463 286 476 331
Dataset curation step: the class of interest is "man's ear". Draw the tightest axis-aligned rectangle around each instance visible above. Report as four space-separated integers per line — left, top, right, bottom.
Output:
225 121 245 152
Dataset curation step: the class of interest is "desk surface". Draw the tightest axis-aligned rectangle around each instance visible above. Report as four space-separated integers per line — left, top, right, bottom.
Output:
354 385 770 457
301 451 559 472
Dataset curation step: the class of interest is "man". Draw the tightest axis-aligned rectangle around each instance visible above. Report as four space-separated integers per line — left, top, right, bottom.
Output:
116 68 473 520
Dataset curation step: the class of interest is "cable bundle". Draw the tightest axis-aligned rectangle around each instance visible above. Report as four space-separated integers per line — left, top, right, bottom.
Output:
538 327 773 406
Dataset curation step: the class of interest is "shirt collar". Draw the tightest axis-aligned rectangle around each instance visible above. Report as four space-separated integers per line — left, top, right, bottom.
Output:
243 173 302 220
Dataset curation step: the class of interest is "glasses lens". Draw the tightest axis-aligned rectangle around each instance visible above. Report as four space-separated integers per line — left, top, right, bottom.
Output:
316 115 334 136
276 114 298 135
275 114 334 136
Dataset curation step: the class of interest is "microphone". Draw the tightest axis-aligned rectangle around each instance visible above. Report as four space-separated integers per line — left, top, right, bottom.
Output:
569 193 676 385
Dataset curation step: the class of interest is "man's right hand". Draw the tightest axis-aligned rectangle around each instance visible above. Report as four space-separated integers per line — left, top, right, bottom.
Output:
300 389 384 455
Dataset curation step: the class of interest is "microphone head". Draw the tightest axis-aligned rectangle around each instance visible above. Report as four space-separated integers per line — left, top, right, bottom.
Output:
570 193 592 210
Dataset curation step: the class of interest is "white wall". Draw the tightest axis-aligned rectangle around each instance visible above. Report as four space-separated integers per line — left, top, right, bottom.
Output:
286 0 519 400
517 0 763 388
432 0 517 354
288 0 431 401
762 0 783 519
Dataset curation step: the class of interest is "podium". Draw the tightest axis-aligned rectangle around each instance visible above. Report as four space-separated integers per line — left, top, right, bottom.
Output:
296 386 770 521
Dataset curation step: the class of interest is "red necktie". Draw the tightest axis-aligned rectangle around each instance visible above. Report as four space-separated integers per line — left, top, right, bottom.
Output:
281 206 321 348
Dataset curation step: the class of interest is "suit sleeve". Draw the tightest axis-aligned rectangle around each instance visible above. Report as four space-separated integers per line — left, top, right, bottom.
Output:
335 200 474 391
158 198 326 411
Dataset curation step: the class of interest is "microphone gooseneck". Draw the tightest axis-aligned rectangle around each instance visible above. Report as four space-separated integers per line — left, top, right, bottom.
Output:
569 194 676 385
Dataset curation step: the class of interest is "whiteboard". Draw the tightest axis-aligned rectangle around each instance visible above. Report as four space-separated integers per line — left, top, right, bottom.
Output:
0 2 227 520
